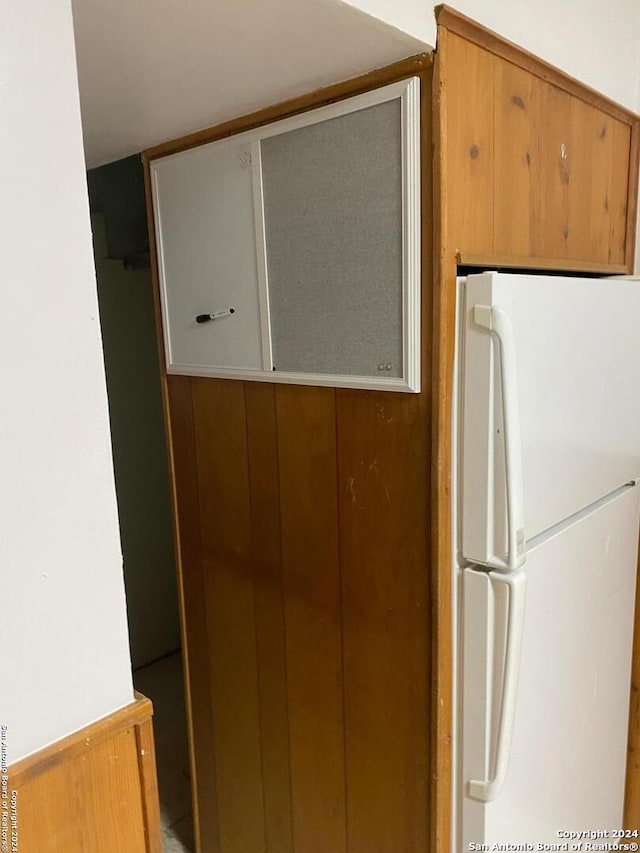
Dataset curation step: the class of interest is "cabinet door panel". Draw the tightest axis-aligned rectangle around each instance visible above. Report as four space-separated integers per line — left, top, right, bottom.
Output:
444 31 636 270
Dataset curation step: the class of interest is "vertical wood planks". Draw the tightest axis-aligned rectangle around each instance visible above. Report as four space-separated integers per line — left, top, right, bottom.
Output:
192 378 252 565
444 33 496 254
533 83 573 260
166 375 221 853
567 97 608 262
14 729 148 853
337 389 430 852
191 378 266 853
8 700 159 853
444 26 636 269
245 382 294 853
276 385 347 853
493 62 543 257
610 120 633 265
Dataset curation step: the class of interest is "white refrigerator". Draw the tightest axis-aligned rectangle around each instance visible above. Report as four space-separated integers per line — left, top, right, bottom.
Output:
454 272 640 850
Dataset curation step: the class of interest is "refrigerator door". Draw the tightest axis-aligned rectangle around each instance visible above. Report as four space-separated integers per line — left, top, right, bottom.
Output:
460 485 639 848
460 271 640 568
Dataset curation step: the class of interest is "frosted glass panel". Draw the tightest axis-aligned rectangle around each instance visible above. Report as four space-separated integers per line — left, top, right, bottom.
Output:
261 99 403 377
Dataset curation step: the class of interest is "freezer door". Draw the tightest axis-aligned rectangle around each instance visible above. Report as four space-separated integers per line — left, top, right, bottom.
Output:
460 271 640 567
460 485 639 848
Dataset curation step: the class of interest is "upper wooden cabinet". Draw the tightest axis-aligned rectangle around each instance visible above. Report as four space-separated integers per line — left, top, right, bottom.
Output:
439 21 638 270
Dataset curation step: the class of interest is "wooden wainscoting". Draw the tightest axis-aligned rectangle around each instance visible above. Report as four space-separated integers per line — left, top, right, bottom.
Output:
6 693 161 853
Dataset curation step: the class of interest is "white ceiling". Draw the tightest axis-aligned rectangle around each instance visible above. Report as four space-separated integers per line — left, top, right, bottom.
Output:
72 0 431 168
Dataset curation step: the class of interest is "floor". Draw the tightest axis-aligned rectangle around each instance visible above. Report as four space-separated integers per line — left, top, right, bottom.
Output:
135 651 195 853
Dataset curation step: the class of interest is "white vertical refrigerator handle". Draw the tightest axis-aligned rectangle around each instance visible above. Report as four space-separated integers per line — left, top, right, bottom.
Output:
474 305 526 572
469 569 527 802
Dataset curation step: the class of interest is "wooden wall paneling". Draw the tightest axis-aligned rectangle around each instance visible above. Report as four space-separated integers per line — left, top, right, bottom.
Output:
135 715 163 853
566 96 614 263
443 32 496 254
625 122 640 268
192 378 252 566
610 119 634 266
9 696 160 853
337 389 430 851
244 382 294 853
275 385 347 853
493 62 543 257
191 377 266 853
166 375 220 853
16 730 147 853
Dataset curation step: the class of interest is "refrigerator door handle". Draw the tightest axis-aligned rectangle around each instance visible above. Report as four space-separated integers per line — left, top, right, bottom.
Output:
474 305 526 572
469 569 527 802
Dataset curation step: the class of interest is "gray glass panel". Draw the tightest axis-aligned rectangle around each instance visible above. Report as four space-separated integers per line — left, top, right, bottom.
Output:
261 99 403 378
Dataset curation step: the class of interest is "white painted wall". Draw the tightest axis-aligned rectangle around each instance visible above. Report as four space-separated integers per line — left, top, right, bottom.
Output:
0 0 133 764
343 0 640 111
337 0 434 44
72 0 429 168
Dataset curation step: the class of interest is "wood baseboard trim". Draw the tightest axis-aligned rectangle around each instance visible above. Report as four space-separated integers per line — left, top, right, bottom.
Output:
8 693 162 853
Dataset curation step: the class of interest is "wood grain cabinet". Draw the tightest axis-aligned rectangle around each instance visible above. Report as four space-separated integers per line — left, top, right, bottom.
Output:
442 27 637 270
144 9 639 853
